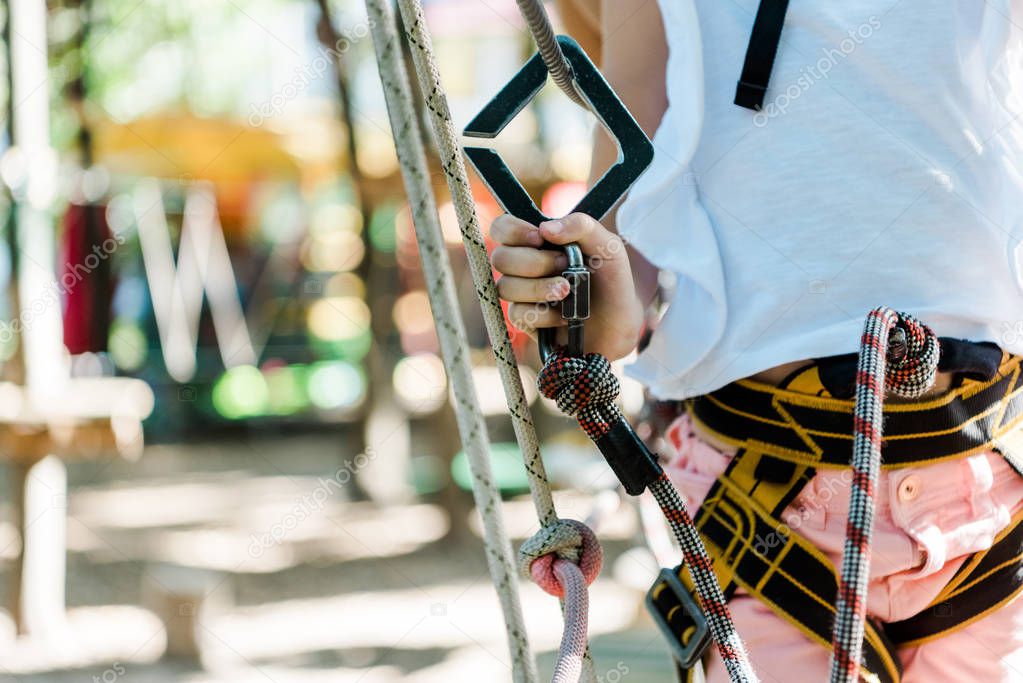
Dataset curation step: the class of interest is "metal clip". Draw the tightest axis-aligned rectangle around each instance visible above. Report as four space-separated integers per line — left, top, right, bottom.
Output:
888 326 908 364
535 243 588 361
462 36 654 362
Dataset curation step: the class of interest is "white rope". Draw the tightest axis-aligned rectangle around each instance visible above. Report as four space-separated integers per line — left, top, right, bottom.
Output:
364 2 537 680
388 1 599 680
393 0 557 528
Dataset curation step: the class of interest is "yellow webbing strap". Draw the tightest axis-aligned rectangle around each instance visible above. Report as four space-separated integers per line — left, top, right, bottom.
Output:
652 355 1023 681
689 355 1023 470
649 447 902 682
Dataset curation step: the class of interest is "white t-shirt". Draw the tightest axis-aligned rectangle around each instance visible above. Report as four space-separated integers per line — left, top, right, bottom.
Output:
617 0 1023 398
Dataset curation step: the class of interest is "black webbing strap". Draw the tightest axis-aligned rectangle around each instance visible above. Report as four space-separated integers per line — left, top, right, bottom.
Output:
647 449 903 682
735 0 790 110
688 355 1023 470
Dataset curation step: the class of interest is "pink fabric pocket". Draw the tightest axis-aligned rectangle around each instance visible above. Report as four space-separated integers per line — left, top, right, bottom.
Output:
663 413 736 510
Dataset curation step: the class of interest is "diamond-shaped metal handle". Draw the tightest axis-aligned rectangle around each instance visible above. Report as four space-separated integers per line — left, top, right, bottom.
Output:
463 36 654 361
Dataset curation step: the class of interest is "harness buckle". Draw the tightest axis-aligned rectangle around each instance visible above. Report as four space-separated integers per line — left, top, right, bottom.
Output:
645 568 712 670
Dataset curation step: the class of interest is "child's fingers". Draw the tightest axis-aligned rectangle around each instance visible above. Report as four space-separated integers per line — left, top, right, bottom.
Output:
538 213 626 262
491 246 568 278
497 275 569 304
490 214 544 247
508 302 566 330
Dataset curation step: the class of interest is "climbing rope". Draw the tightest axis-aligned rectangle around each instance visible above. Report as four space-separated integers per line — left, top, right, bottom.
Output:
538 350 758 682
513 0 587 108
830 308 939 682
374 0 758 679
364 1 536 680
395 0 555 530
376 0 602 680
520 519 603 682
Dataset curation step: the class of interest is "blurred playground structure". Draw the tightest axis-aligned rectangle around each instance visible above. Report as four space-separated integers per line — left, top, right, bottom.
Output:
0 0 677 681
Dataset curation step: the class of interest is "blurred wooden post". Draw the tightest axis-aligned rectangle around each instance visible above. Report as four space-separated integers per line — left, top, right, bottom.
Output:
8 0 68 639
9 455 67 636
143 564 231 664
314 0 402 503
2 0 155 640
1 387 153 637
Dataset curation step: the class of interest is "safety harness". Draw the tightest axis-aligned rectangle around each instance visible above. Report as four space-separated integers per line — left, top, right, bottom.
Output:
648 346 1023 682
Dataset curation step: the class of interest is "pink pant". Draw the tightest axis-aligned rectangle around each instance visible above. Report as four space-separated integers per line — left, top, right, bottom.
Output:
663 413 1023 682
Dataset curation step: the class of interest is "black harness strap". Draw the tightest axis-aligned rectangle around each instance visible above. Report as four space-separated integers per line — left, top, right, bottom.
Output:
735 0 790 110
648 449 903 682
648 354 1023 680
688 355 1023 470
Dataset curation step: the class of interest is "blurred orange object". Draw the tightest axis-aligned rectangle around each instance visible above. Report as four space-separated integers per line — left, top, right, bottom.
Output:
91 113 303 184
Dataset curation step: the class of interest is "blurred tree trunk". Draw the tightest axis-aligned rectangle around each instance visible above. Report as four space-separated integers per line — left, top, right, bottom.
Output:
314 0 403 504
1 0 24 385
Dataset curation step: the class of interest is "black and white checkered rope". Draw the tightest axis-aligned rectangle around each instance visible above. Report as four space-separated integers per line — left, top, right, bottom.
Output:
830 308 938 683
537 350 622 440
649 476 759 682
538 350 758 682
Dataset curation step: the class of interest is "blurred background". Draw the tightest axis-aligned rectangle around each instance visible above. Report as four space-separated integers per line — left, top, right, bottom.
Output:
0 0 677 680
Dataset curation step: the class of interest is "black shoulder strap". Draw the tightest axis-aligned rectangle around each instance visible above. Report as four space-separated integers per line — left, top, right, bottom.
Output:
735 0 790 110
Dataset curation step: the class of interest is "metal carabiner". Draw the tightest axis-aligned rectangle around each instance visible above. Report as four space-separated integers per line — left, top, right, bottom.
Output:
537 242 588 361
463 36 654 363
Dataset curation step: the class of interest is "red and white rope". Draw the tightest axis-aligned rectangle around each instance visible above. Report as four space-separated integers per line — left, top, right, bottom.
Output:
538 349 758 682
830 308 939 682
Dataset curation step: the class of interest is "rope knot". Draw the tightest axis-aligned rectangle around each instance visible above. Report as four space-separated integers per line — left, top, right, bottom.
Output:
881 310 940 399
519 518 603 597
537 349 619 418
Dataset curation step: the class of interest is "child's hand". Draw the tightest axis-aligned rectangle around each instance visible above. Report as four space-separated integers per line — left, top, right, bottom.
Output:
489 213 644 360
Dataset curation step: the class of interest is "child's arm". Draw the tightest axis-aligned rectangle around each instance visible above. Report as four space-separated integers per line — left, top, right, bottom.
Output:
490 0 669 360
593 0 667 311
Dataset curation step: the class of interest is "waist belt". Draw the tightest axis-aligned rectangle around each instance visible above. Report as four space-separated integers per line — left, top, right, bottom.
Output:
689 354 1023 470
647 353 1023 681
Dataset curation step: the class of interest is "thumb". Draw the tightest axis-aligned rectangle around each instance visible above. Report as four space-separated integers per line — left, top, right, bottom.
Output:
538 213 626 264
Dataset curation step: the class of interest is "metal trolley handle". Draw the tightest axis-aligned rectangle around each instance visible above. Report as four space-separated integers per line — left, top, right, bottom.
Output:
462 35 654 362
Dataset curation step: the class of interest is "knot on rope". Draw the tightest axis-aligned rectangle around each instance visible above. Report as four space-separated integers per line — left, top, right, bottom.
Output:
877 309 940 399
537 349 621 439
519 518 603 598
537 349 619 415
